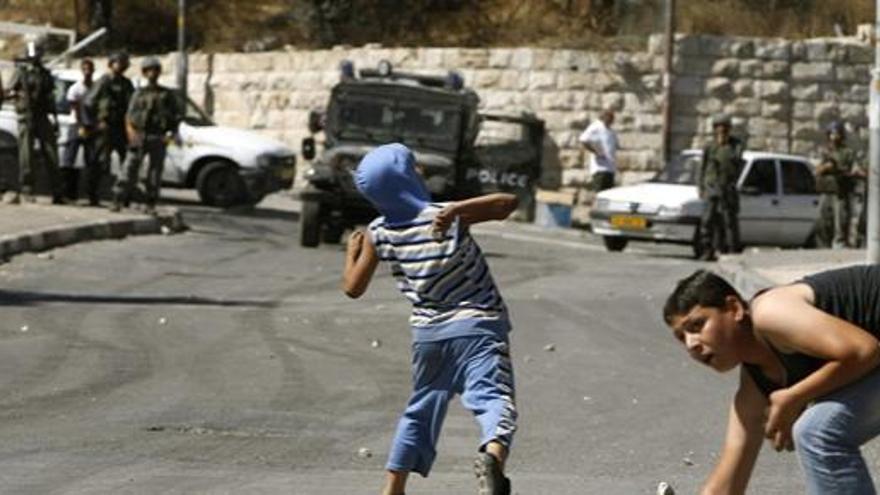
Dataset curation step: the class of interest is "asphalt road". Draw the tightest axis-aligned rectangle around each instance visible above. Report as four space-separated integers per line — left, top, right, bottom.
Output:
0 194 863 494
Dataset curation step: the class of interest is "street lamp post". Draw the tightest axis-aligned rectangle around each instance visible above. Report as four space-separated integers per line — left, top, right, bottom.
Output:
869 0 880 263
177 0 188 99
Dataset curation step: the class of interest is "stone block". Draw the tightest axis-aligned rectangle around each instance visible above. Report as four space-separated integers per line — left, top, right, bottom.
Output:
529 71 558 90
732 80 756 97
706 77 734 98
819 83 842 103
550 49 577 70
627 53 655 73
510 48 535 70
847 44 873 64
620 132 663 151
472 70 501 88
754 39 791 60
763 61 789 79
648 34 666 56
792 140 816 156
844 85 869 103
696 98 724 114
601 92 624 111
791 62 834 82
710 59 740 78
793 122 823 141
456 49 490 68
673 76 704 97
530 49 554 70
802 39 830 61
558 72 591 90
419 48 446 68
761 102 789 119
635 114 664 133
758 80 789 102
750 117 789 138
729 39 756 58
640 74 662 91
571 51 602 72
791 83 820 101
836 64 870 83
499 70 528 91
542 93 575 111
791 101 816 120
593 73 623 92
739 60 763 78
726 97 761 117
484 92 516 110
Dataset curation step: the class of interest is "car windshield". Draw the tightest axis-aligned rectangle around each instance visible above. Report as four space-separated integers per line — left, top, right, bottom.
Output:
332 97 461 152
183 97 214 126
651 153 702 185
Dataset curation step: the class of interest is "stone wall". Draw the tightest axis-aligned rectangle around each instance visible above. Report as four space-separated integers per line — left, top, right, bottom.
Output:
29 33 872 201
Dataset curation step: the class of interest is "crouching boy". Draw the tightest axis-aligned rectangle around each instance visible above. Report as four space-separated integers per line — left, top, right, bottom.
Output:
342 143 518 495
663 266 880 494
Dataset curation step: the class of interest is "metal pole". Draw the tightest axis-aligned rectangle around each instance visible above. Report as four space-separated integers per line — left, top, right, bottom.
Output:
177 0 188 99
869 0 880 263
661 0 676 164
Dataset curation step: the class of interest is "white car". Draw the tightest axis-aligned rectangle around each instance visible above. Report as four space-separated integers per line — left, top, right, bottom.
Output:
590 150 820 256
0 68 295 206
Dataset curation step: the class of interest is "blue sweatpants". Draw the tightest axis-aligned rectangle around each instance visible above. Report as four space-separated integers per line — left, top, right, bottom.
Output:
386 334 517 477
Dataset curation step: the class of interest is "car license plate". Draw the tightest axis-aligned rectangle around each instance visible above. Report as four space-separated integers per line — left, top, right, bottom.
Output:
610 215 647 230
278 167 295 180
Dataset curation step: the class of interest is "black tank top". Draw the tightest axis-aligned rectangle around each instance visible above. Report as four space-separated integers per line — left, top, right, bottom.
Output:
744 264 880 396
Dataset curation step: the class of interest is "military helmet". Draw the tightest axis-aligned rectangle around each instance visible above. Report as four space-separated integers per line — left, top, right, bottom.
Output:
141 56 162 71
109 51 130 65
826 120 846 136
711 113 732 128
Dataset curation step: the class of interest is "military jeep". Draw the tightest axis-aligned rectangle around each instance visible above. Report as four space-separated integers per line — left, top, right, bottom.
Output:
298 60 545 247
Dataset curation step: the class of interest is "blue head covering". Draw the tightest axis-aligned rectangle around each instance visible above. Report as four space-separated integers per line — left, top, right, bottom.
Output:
355 143 430 223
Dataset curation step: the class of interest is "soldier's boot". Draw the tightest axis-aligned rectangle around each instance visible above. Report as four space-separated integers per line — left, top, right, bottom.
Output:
20 186 36 204
2 191 20 205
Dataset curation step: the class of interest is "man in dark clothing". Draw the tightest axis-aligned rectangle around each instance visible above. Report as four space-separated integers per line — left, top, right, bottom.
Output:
90 51 134 205
664 266 880 495
815 121 864 248
5 42 62 204
113 57 181 214
698 113 744 261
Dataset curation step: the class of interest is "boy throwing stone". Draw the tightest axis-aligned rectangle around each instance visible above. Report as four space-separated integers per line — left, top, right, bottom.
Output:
342 143 518 495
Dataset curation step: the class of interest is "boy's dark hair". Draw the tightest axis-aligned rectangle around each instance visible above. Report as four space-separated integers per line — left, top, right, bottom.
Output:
81 58 94 69
663 270 744 324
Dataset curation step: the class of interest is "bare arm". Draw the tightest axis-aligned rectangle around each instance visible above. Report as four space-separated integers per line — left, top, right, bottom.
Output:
701 368 767 495
341 229 379 299
752 285 880 451
431 193 519 237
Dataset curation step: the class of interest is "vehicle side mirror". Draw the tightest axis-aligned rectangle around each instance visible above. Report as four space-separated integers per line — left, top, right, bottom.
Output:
307 110 324 134
739 185 762 196
301 137 316 161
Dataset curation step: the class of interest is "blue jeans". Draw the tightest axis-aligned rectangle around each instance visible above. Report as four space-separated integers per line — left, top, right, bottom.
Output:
386 334 516 477
793 368 880 494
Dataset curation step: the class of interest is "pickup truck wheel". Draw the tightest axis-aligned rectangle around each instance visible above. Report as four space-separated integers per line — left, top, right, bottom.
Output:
196 161 245 207
300 199 322 248
602 236 628 252
322 225 344 244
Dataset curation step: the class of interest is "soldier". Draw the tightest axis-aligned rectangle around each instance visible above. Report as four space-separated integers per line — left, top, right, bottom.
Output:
112 57 181 214
815 121 864 248
4 41 62 205
60 58 97 203
89 51 134 206
698 113 744 261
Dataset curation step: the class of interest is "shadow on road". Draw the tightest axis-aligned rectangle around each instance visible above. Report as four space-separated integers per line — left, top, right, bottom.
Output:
0 290 278 308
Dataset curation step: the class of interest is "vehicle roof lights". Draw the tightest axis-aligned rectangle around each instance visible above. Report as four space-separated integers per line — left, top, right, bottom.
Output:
377 59 393 77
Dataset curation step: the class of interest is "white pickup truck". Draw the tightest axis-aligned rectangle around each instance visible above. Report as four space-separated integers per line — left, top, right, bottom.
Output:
0 68 295 206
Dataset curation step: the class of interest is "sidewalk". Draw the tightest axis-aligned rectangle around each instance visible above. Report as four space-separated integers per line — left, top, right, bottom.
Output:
717 248 870 298
0 200 185 262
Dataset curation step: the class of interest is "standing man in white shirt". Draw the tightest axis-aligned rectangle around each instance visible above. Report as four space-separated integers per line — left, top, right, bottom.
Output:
579 109 618 193
62 58 98 204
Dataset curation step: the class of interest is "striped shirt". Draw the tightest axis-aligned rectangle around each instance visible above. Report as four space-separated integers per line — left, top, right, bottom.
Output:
367 203 510 342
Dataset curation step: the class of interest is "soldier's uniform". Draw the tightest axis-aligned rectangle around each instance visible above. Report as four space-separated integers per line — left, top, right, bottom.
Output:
699 115 744 259
90 54 134 203
816 137 859 248
113 58 181 211
8 52 61 202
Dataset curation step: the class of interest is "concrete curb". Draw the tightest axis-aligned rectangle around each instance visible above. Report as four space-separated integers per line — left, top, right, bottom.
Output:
0 208 187 262
716 258 775 300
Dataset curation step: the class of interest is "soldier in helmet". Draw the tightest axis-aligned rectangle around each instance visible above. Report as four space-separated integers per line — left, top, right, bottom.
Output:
815 121 864 248
112 57 182 213
87 51 134 206
698 113 744 261
3 41 62 204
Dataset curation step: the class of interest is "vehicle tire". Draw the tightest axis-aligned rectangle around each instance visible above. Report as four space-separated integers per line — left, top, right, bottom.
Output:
603 236 628 252
691 228 704 259
322 225 344 244
300 199 322 248
196 161 246 207
803 230 818 249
